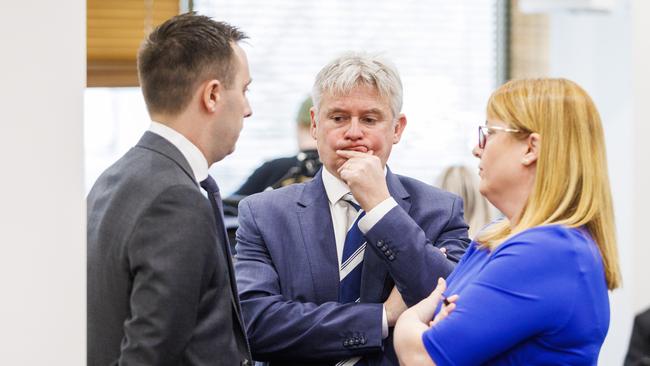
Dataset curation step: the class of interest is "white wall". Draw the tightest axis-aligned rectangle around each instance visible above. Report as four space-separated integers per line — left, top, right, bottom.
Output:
0 1 86 364
546 0 649 363
631 0 650 315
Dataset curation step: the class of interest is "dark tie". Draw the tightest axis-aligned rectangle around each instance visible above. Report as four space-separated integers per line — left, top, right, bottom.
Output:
200 175 231 256
338 195 366 303
337 197 367 366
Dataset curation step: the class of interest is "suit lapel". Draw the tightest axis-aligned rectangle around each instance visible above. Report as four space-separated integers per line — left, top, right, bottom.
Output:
360 168 411 302
138 132 248 337
296 171 340 303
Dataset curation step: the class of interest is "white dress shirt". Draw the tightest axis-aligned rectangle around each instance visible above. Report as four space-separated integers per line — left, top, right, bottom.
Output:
321 167 398 339
148 121 209 184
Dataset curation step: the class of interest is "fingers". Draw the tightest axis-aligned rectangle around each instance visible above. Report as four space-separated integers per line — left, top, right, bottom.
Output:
430 277 447 300
436 303 456 322
336 149 374 158
440 247 447 257
431 293 459 327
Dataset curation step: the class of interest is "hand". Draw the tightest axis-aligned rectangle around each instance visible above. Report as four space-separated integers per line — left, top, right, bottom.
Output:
336 149 390 211
411 277 456 325
440 247 447 257
384 286 408 327
429 294 458 327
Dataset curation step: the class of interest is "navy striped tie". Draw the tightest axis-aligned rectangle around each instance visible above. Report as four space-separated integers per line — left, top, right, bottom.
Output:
339 196 366 304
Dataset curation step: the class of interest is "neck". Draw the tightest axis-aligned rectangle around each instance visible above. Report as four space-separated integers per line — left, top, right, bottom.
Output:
152 111 215 166
496 178 534 228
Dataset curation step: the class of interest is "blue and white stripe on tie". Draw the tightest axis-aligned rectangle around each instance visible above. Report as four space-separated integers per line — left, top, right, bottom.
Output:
338 196 366 304
337 195 367 366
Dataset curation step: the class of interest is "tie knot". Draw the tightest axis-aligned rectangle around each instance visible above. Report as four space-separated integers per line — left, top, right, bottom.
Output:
200 175 220 194
342 193 361 212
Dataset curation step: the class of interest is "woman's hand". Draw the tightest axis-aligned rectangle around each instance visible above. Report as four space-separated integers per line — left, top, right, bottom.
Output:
394 278 459 365
430 293 459 327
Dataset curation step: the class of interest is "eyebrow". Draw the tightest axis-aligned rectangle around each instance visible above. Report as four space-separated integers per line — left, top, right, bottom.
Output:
325 107 386 116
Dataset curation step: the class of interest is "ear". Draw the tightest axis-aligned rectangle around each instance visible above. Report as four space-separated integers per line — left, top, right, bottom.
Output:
202 79 221 113
309 107 318 139
392 114 407 144
522 132 541 166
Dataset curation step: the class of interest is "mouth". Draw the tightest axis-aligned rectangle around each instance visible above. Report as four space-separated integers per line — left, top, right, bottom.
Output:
341 145 369 153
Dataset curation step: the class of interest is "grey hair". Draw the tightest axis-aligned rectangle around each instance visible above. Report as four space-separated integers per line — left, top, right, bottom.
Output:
311 52 403 120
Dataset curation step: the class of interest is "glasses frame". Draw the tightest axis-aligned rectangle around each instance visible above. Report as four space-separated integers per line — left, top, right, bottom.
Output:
478 125 522 149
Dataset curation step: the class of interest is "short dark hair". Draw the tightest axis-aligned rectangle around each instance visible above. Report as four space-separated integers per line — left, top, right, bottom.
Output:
137 12 247 116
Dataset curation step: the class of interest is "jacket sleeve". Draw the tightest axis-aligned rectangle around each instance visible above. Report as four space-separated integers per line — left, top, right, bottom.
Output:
363 195 470 306
235 199 384 362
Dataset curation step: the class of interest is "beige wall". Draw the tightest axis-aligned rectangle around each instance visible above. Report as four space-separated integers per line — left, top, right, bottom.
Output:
0 1 85 364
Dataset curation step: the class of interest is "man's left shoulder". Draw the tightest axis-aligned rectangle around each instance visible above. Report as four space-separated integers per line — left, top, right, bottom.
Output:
395 174 459 203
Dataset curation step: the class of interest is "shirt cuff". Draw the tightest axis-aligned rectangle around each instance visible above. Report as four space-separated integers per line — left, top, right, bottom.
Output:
358 197 398 234
382 305 389 339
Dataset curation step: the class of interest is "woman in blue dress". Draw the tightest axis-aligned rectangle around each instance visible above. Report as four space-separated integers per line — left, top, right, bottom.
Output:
394 78 621 365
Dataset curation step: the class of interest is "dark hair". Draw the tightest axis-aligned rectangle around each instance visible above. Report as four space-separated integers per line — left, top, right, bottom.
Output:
137 12 247 116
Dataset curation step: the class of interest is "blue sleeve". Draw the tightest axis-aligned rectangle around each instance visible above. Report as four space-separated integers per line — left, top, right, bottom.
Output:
422 226 580 365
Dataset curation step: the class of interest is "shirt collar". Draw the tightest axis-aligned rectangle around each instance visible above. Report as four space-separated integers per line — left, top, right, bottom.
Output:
148 121 209 183
322 167 351 205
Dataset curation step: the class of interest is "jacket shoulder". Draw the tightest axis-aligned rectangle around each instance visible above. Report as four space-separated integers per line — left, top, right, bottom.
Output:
396 174 460 204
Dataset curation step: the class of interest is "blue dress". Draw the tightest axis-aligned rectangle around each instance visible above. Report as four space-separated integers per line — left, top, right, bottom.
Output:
422 225 610 365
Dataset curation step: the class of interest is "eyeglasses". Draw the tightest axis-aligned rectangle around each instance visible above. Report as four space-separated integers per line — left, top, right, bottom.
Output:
478 125 522 149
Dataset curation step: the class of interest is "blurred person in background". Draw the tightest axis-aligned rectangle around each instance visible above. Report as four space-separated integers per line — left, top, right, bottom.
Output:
436 165 494 237
625 307 650 366
394 78 621 365
232 96 320 196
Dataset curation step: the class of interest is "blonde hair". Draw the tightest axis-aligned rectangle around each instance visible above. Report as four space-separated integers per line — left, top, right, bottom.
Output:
437 165 492 238
476 78 621 289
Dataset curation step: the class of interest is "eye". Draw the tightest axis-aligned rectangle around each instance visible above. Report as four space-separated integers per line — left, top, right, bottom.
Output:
331 115 348 123
361 117 377 124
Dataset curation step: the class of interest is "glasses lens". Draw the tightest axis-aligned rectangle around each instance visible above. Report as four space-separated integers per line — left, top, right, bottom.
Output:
478 126 485 148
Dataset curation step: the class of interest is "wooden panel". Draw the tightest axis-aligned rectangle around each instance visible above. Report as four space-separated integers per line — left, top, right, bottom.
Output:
510 0 550 79
87 0 179 87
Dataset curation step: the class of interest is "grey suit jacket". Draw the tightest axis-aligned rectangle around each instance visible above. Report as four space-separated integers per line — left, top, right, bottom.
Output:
235 169 470 365
87 131 251 366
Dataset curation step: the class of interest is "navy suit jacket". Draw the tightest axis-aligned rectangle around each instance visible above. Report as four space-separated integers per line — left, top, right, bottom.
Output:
235 168 469 365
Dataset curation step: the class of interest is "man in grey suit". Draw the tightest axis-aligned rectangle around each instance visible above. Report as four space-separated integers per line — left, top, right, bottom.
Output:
235 52 470 365
87 13 253 365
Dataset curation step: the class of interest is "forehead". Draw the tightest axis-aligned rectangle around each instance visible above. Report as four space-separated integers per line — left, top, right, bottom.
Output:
320 84 390 113
485 117 509 127
232 43 250 77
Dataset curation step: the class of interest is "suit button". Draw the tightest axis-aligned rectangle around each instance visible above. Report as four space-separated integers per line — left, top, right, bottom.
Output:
385 249 393 256
361 337 367 345
388 254 396 261
343 339 350 347
376 240 384 247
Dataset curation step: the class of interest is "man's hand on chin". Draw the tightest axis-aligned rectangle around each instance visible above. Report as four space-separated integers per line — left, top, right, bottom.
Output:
336 149 390 212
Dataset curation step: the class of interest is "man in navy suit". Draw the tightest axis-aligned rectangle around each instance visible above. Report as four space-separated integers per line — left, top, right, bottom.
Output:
235 52 470 365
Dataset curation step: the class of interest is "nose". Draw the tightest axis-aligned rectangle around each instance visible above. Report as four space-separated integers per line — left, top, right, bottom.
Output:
472 144 482 158
343 119 363 140
243 98 252 118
